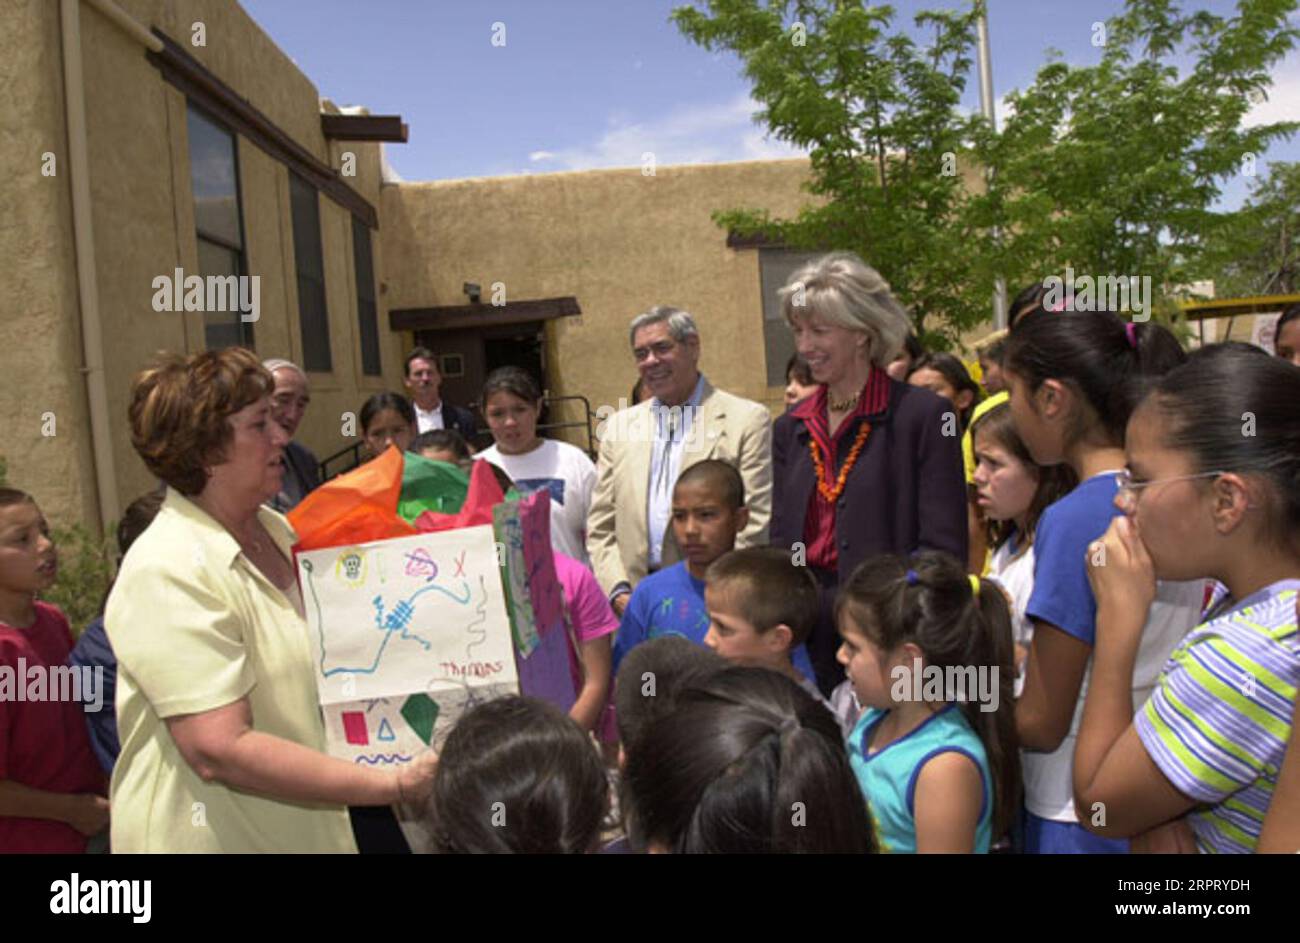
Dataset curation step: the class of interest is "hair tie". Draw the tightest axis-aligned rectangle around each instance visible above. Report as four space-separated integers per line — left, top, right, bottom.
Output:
968 574 981 598
905 569 919 586
1125 322 1138 349
781 716 800 737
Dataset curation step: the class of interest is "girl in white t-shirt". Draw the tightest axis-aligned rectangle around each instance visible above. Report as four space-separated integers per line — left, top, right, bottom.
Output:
477 367 597 567
970 402 1076 696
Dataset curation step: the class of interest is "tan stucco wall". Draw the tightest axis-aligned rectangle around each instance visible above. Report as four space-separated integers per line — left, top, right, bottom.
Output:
382 159 817 435
0 1 100 528
1 0 400 532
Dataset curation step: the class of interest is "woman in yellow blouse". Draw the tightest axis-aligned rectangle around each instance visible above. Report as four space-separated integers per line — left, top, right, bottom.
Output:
107 348 436 852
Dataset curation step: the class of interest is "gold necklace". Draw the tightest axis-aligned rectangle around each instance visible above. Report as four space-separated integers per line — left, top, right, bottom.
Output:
828 391 859 412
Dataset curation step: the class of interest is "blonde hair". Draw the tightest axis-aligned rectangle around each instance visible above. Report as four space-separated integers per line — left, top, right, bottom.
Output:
778 252 911 368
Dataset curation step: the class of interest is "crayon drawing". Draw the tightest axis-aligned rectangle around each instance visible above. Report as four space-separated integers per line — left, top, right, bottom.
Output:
298 525 519 765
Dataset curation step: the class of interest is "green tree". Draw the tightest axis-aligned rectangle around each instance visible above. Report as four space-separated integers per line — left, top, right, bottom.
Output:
1197 160 1300 297
982 0 1299 320
673 0 1299 337
673 0 990 346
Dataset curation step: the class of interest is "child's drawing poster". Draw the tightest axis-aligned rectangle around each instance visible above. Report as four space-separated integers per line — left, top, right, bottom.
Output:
298 525 518 767
514 490 579 712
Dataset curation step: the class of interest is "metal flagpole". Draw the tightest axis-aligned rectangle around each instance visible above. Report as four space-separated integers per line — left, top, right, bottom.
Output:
977 7 1008 329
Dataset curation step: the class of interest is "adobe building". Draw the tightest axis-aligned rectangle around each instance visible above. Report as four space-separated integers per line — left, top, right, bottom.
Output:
3 0 838 537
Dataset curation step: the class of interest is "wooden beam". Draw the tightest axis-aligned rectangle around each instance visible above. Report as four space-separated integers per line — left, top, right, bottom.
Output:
322 114 408 143
390 297 581 332
146 29 378 229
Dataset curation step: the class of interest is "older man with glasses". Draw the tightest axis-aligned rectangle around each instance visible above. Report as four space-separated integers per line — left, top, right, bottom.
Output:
263 358 320 512
586 305 773 616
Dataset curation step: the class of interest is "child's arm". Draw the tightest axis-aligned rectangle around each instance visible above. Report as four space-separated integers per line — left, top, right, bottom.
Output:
1015 622 1090 751
610 592 647 674
1073 516 1195 837
569 635 612 731
913 752 984 853
1257 599 1300 852
1259 694 1300 853
0 780 109 836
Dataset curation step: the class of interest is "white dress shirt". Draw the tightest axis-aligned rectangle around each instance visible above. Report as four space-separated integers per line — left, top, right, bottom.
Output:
646 375 706 567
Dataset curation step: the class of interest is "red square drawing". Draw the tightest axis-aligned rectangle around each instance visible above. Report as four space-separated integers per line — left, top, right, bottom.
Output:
341 711 369 746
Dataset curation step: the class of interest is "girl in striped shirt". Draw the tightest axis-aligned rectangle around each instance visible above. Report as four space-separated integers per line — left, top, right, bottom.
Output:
1074 344 1300 853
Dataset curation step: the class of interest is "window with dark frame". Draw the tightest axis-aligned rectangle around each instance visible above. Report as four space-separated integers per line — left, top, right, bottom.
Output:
758 248 823 387
186 104 252 350
290 172 331 373
351 216 381 377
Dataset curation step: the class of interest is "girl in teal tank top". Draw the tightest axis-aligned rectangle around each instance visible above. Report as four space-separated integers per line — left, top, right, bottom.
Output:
835 552 1020 853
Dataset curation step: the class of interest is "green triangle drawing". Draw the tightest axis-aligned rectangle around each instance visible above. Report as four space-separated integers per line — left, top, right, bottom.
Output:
401 693 439 746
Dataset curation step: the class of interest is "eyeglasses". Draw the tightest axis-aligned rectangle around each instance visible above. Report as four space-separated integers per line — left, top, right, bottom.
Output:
633 340 677 362
1115 468 1225 504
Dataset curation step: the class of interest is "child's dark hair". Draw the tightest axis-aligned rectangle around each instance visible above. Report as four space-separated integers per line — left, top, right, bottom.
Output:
614 636 724 756
902 332 924 361
705 548 818 648
411 429 470 461
968 402 1077 556
1275 303 1300 349
785 353 814 387
482 366 542 406
0 488 35 511
1005 308 1185 446
673 459 744 510
835 551 1020 839
359 392 415 434
428 696 607 854
98 489 167 616
909 351 982 427
621 666 875 853
974 329 1009 366
1008 280 1055 325
1143 343 1300 556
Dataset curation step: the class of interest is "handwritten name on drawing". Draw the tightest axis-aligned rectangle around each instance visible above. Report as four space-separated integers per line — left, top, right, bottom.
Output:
440 660 505 679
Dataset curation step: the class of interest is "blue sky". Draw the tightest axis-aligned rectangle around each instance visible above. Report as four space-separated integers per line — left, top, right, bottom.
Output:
240 0 1299 206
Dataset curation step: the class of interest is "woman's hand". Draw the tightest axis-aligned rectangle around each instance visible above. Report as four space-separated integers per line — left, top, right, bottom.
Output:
1086 515 1156 631
65 793 111 836
395 751 439 805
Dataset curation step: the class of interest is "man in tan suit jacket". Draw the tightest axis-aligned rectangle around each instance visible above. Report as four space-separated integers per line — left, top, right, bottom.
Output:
586 306 772 615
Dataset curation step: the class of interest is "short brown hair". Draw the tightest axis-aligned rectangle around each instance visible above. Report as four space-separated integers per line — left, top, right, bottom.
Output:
128 348 273 495
705 548 818 648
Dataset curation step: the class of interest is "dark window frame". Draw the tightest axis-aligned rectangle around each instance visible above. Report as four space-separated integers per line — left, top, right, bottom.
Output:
290 171 332 373
351 216 381 377
186 101 253 349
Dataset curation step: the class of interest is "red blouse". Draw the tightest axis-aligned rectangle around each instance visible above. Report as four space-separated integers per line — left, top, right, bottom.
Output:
792 369 892 570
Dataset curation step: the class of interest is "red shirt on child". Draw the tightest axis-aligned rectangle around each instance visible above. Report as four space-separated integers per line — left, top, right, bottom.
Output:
0 602 106 852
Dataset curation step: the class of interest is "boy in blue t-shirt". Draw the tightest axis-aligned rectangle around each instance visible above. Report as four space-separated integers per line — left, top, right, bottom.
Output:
612 461 816 682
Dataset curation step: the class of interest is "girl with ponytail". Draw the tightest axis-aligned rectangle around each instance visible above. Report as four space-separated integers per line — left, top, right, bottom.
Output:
835 551 1019 853
1003 306 1205 854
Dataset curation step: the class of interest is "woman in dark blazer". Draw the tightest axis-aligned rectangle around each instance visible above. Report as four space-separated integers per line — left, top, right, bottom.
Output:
770 253 968 693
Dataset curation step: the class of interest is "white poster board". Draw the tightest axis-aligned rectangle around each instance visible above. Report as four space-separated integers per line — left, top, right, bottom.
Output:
297 524 518 768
